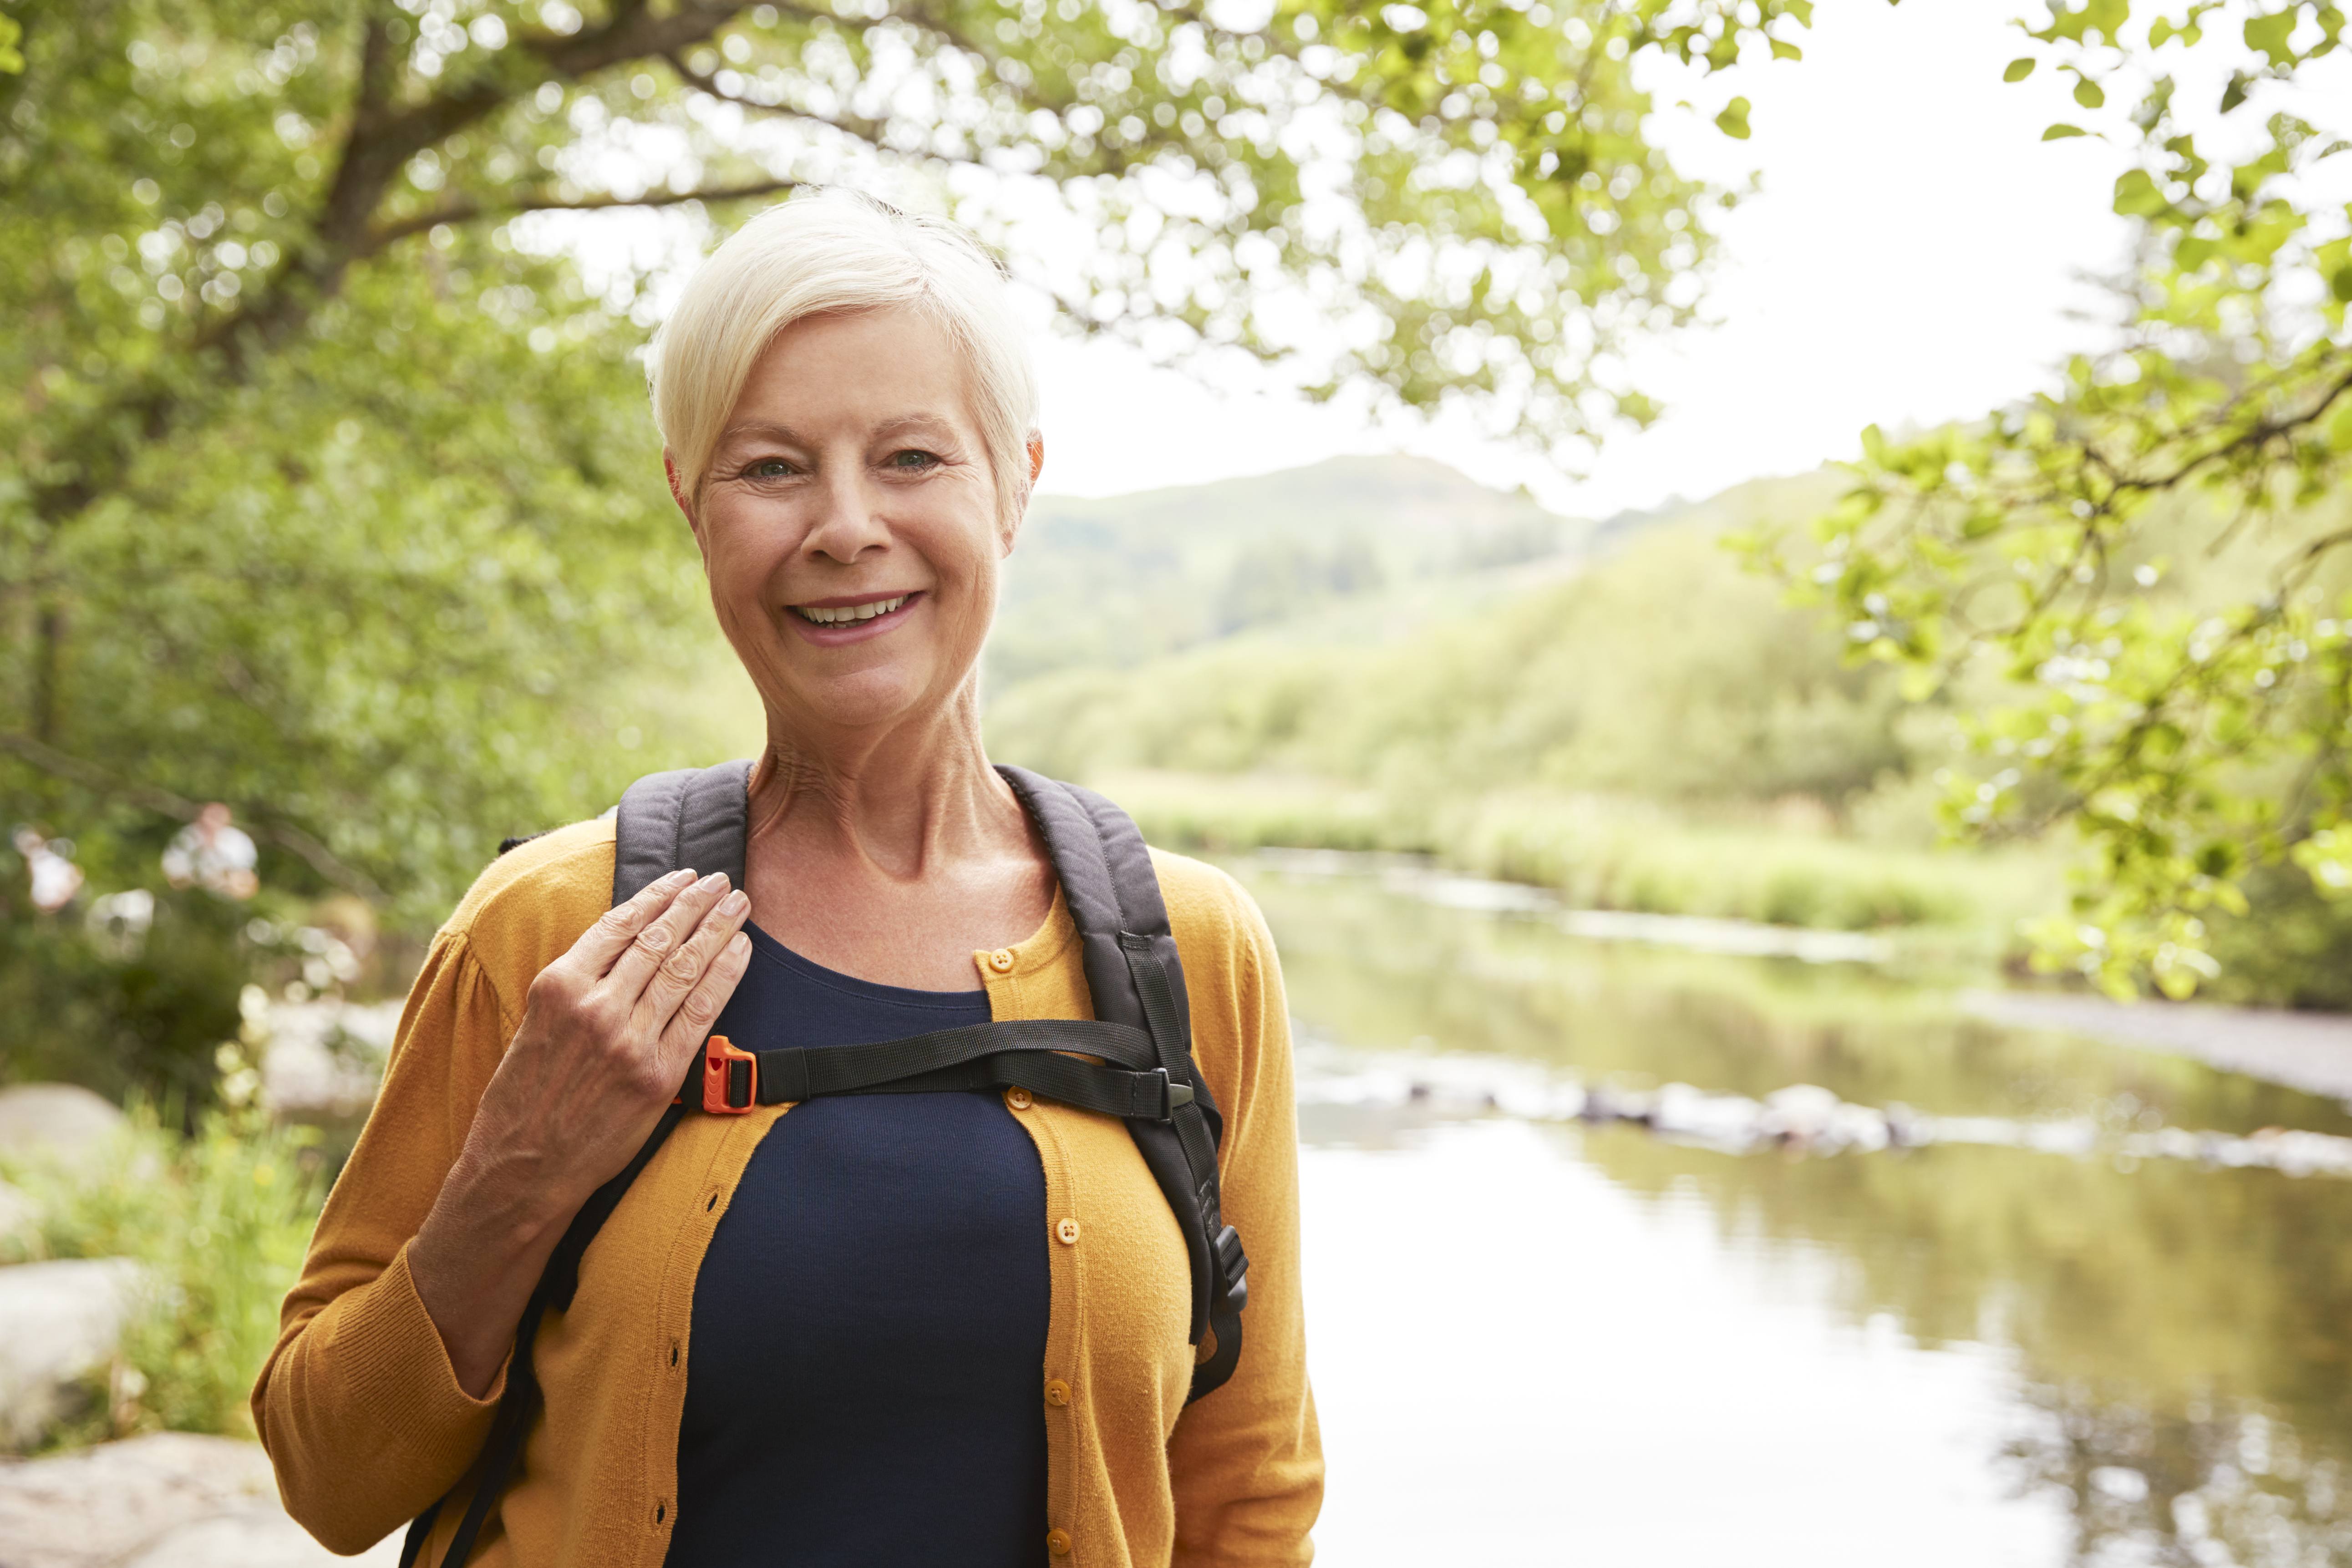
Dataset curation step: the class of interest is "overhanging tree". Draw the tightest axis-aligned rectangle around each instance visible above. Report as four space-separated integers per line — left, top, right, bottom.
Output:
2 0 1807 924
1767 0 2352 999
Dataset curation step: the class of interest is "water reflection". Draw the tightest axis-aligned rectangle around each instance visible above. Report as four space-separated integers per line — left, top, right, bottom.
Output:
1241 856 2352 1567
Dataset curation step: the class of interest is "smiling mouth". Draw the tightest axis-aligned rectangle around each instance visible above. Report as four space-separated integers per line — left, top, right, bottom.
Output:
791 593 914 626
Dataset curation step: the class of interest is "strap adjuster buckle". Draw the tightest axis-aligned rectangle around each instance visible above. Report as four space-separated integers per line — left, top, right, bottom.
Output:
701 1035 757 1114
1214 1223 1250 1312
1141 1067 1197 1121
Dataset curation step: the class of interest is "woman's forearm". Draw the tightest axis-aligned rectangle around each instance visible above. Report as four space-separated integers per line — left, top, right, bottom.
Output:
408 1139 589 1399
405 868 755 1399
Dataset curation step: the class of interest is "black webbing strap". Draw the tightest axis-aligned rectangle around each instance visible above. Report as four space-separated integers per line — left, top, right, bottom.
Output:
755 1018 1156 1094
996 766 1248 1399
401 1096 687 1568
727 1020 1189 1121
1122 931 1248 1399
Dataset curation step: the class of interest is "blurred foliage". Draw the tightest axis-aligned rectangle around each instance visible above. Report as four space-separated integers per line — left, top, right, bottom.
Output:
1758 0 2352 998
0 873 248 1105
0 827 377 1111
0 1101 327 1443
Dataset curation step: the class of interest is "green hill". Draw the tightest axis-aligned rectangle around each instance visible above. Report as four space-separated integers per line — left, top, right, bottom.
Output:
990 455 1585 685
970 462 2077 949
984 465 1883 806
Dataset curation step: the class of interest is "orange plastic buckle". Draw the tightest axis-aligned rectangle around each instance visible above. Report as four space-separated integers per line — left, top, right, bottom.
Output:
701 1034 757 1115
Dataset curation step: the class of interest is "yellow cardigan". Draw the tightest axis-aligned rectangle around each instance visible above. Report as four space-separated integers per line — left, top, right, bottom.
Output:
253 817 1321 1566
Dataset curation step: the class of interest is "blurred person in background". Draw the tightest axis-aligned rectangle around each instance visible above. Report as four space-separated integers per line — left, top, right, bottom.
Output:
250 191 1321 1567
162 802 259 901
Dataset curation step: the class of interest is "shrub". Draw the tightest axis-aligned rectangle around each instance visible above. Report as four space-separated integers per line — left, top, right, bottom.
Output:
2 1104 326 1445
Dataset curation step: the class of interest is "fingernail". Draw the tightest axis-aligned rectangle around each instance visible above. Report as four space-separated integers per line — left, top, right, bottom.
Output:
702 871 730 893
664 868 695 886
721 890 749 916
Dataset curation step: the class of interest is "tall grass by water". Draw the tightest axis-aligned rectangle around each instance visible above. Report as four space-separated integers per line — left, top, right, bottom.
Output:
1099 769 2062 944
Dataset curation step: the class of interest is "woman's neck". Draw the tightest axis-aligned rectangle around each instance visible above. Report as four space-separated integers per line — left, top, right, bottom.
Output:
739 687 1056 987
745 688 1026 883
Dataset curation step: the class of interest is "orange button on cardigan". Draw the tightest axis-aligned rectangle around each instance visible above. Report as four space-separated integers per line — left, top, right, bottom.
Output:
252 819 1321 1566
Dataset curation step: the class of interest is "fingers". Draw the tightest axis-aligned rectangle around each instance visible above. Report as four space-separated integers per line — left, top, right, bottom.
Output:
568 868 699 975
601 871 737 996
656 932 755 1077
633 884 752 1032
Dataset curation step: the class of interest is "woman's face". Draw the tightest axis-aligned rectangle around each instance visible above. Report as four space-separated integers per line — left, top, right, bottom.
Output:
679 307 1014 743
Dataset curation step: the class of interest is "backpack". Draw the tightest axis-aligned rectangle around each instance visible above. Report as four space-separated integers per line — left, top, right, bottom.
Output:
403 762 1248 1567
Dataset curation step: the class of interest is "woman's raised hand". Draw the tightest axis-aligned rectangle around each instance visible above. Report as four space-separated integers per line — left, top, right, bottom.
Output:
484 868 755 1206
411 868 753 1397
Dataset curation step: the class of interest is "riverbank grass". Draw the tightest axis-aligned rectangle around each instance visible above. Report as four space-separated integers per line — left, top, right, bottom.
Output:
1096 770 2062 942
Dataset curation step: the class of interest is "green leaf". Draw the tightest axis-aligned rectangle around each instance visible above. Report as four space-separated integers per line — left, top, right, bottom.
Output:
2221 70 2251 112
2043 122 2089 140
2333 264 2352 303
1714 97 1753 139
2073 76 2106 108
0 15 21 74
2113 168 2167 216
2004 56 2037 81
1769 37 1803 61
2244 9 2298 67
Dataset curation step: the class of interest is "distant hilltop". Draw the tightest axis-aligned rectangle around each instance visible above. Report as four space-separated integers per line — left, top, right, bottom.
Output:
996 455 1583 687
992 454 1843 688
1029 453 1574 541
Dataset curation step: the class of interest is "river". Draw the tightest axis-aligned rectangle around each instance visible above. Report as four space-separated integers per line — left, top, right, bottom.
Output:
1240 853 2352 1567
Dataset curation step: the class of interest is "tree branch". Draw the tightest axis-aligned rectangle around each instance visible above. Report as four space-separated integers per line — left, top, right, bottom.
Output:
365 175 802 250
0 733 388 904
660 47 898 148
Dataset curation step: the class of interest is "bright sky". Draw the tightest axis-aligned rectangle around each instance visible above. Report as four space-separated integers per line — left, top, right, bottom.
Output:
554 2 2141 520
1029 0 2138 517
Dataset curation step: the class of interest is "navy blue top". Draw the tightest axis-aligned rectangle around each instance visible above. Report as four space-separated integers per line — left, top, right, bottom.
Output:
665 924 1048 1568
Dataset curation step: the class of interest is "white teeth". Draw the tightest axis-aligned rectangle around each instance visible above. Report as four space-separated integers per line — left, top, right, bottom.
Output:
795 595 908 626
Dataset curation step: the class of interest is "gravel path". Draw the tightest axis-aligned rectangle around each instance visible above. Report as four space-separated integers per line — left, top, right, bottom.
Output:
1961 990 2352 1105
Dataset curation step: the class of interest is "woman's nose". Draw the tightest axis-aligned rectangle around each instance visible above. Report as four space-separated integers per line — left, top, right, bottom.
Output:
802 470 890 562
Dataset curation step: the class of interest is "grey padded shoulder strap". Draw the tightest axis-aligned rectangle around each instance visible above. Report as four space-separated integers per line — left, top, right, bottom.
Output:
994 765 1195 1060
611 760 754 903
607 758 1191 1061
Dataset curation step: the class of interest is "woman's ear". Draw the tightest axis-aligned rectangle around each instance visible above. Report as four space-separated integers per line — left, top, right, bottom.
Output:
663 451 706 551
1001 432 1046 558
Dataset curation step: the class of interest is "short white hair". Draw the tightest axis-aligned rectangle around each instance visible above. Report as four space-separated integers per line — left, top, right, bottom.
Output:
648 190 1039 527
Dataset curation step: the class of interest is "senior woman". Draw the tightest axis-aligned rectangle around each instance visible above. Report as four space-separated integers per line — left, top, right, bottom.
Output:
253 192 1321 1568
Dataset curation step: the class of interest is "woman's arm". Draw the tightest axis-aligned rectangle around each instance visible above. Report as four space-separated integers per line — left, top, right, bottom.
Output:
1166 875 1324 1566
407 868 751 1395
252 858 752 1551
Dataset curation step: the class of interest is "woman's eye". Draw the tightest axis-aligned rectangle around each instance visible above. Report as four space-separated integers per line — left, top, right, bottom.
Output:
746 458 796 479
885 449 941 472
